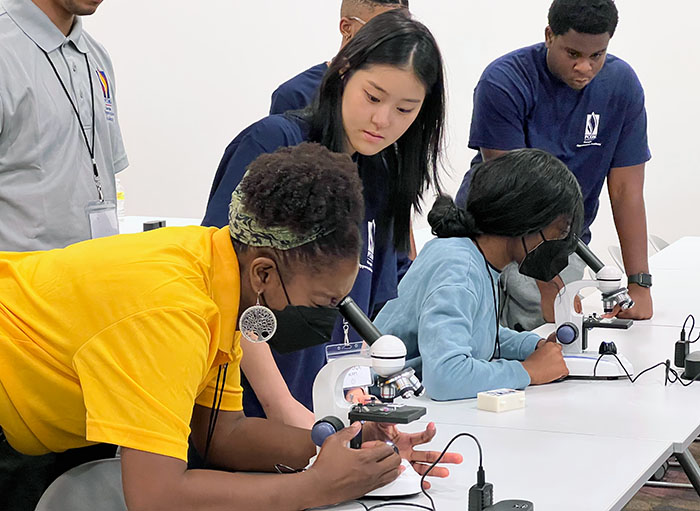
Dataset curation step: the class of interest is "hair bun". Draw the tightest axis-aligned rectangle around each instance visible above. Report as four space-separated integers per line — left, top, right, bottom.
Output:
427 195 476 238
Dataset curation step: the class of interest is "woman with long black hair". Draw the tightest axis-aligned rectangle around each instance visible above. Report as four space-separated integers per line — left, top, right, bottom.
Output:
375 149 584 400
202 9 446 428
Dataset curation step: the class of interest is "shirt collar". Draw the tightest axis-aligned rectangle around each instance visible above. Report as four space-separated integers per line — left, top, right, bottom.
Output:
3 0 88 53
210 227 241 354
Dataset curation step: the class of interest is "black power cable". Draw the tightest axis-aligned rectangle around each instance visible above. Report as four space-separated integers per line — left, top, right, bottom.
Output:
350 432 486 511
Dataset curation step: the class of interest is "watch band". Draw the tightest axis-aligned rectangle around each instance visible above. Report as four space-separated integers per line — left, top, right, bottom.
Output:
628 273 652 288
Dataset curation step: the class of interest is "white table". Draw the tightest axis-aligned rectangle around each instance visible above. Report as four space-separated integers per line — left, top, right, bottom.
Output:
415 326 700 447
318 422 671 511
118 215 201 234
391 237 700 506
648 237 700 272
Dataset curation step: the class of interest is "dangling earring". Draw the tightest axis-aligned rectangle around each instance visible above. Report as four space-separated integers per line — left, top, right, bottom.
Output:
239 293 277 343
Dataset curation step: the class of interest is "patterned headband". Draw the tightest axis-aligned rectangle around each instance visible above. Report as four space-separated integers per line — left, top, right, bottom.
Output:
228 187 336 250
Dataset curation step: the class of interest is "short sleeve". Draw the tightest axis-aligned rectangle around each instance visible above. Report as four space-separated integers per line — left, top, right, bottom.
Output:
270 86 296 115
202 118 301 228
73 308 212 461
196 334 243 412
610 69 651 169
468 73 528 152
107 67 129 173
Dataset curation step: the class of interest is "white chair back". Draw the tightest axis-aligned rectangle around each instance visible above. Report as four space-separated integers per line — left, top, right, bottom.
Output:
35 458 126 511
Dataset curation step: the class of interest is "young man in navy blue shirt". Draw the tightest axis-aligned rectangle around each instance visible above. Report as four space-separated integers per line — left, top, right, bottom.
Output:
269 0 408 116
456 0 653 330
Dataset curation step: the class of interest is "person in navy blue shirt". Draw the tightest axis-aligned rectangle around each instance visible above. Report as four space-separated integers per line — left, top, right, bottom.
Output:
270 1 415 283
456 0 653 331
269 0 408 116
202 10 445 429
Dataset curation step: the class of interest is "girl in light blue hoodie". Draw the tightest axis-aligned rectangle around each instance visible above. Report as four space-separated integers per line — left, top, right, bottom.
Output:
375 149 584 400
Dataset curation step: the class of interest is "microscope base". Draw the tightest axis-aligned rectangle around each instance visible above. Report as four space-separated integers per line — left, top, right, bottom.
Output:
564 353 634 379
365 461 422 498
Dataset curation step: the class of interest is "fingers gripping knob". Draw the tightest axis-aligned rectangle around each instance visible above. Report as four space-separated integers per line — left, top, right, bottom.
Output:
556 323 578 345
311 416 346 447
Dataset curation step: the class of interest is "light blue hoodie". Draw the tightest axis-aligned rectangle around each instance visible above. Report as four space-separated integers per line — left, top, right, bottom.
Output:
374 237 541 400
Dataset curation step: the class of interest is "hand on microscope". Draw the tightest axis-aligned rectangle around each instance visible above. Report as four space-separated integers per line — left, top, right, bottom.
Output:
521 333 569 384
361 421 463 487
613 285 653 320
307 421 403 501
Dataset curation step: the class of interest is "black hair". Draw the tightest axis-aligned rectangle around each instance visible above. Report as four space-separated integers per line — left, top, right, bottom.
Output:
429 149 583 240
548 0 619 37
343 0 409 11
369 0 409 6
309 8 445 252
233 143 364 268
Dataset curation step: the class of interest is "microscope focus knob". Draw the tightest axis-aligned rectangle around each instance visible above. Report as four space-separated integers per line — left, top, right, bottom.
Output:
556 323 579 345
311 416 345 447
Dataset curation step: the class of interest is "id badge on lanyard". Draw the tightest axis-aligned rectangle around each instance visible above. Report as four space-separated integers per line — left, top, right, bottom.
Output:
86 199 118 239
325 319 374 391
42 51 119 239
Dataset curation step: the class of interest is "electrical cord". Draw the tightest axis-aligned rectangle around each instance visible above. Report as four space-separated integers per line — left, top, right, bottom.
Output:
349 432 485 511
683 314 700 343
592 354 700 386
682 314 694 340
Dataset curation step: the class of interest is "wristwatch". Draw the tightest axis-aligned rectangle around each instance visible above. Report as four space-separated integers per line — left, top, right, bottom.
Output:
627 273 652 288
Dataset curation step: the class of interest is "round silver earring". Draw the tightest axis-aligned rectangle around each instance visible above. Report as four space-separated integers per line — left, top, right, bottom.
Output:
239 294 277 343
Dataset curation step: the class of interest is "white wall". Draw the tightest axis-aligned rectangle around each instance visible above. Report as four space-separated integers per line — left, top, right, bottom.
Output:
84 0 700 263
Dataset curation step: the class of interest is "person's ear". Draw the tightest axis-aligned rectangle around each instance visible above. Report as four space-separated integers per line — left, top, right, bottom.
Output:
339 17 354 42
248 256 279 295
544 26 555 49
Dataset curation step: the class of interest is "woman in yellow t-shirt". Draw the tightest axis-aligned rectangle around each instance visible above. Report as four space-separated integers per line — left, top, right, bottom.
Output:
0 143 458 510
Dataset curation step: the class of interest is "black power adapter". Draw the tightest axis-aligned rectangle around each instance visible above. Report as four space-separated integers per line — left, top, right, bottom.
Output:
675 331 690 368
468 465 534 511
468 467 493 510
419 432 534 511
675 315 700 368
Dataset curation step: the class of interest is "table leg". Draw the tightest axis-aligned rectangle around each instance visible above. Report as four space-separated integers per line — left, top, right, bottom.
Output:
676 448 700 496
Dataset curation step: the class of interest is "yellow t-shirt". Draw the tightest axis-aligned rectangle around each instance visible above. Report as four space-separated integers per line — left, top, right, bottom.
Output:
0 226 242 462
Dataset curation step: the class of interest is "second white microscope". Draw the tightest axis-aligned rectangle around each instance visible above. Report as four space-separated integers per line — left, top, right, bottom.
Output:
554 236 635 378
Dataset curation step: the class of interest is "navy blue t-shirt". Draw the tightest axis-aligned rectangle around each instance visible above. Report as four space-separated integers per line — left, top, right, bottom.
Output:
269 63 328 115
456 43 651 243
202 113 399 415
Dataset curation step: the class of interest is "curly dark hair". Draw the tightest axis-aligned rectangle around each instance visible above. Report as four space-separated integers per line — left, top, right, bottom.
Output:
548 0 618 37
233 142 365 268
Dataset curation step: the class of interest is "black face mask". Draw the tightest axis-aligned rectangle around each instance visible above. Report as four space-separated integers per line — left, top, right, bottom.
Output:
518 231 575 282
263 267 340 355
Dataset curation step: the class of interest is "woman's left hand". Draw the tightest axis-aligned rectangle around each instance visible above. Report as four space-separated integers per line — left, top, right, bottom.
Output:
362 421 463 486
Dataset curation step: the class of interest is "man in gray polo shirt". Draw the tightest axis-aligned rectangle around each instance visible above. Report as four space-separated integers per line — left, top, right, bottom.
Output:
0 0 128 251
0 0 126 508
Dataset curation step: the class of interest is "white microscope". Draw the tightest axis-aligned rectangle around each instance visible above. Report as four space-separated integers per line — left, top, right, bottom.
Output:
554 235 635 378
311 297 427 497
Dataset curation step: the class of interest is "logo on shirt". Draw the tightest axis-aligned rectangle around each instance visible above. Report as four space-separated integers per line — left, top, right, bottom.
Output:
577 112 602 148
360 220 375 273
96 70 115 122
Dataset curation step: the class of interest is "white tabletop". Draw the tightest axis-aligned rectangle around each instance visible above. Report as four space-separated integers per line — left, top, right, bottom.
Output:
416 324 700 453
118 215 201 235
649 237 700 272
317 422 671 511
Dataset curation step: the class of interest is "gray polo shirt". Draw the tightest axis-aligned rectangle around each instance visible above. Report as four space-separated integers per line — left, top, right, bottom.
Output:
0 0 128 251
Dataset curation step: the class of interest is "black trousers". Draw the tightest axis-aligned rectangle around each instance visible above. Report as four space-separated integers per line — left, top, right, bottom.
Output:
0 432 116 511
